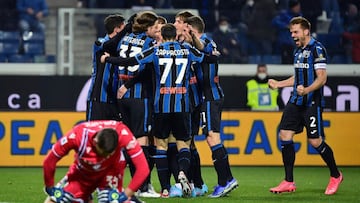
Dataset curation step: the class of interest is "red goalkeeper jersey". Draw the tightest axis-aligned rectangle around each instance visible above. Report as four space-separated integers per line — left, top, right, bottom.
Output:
43 120 149 192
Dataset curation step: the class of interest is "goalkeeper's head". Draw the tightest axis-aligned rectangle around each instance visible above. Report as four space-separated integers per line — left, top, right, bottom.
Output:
94 128 118 157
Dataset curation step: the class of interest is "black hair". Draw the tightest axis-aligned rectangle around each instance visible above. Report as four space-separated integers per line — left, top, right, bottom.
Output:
185 16 205 33
96 128 118 154
161 23 177 41
104 14 125 34
288 0 300 9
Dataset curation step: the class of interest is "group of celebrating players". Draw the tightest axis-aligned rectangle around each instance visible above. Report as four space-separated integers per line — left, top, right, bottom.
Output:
42 8 345 203
42 9 238 203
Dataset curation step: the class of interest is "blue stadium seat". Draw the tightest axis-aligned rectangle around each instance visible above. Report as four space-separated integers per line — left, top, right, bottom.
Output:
262 55 282 64
316 33 344 55
0 42 20 55
0 30 20 42
330 54 350 64
24 31 45 42
8 54 33 63
0 54 7 62
248 55 262 64
46 55 56 63
23 42 45 55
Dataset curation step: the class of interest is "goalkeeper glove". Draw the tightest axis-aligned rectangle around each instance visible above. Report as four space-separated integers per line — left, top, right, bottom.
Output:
44 187 73 203
97 188 128 203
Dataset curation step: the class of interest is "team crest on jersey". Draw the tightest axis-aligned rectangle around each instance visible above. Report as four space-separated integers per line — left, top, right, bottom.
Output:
315 53 326 62
93 164 101 170
302 50 311 58
86 146 91 154
60 137 68 145
121 129 129 136
69 133 76 139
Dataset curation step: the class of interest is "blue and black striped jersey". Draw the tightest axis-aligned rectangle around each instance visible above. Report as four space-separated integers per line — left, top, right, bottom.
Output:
193 33 224 101
117 32 154 99
135 41 205 113
87 35 119 103
290 38 327 107
189 65 203 109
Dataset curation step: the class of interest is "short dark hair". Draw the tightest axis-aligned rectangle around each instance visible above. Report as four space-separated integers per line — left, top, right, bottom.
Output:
257 63 267 69
290 16 311 31
185 16 205 33
96 128 118 154
288 0 300 9
161 23 177 41
104 14 125 34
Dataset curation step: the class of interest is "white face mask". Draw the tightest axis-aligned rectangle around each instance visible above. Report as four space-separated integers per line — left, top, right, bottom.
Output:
247 0 254 7
257 73 267 80
219 25 229 33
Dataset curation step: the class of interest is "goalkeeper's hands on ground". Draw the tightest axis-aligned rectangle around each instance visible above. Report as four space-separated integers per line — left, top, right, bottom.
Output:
44 186 73 203
97 188 128 203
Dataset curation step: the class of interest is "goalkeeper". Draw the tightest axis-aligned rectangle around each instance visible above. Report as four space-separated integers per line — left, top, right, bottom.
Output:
42 120 149 203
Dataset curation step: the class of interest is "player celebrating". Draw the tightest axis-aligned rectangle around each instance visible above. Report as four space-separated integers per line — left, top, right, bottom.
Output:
42 120 149 203
86 14 126 121
268 16 343 195
116 11 160 198
101 23 218 198
185 15 238 198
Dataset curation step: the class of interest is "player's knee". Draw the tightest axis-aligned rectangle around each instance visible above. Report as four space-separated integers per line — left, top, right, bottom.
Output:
206 132 221 147
279 130 293 141
308 137 323 148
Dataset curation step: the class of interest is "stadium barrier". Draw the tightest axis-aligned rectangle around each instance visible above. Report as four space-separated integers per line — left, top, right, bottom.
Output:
0 111 359 166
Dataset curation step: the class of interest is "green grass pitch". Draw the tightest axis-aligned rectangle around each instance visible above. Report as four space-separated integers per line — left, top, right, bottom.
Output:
0 166 359 203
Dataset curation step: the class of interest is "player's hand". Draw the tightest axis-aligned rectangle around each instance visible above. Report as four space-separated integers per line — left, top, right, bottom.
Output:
101 52 110 63
117 85 128 99
97 188 128 203
268 79 278 89
296 85 307 96
212 49 221 56
44 187 73 203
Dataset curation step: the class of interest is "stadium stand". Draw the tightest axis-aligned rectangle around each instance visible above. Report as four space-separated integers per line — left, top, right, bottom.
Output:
8 54 33 63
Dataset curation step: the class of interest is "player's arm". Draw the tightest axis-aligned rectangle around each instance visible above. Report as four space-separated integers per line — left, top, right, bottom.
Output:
43 130 78 203
102 47 154 66
188 46 218 64
202 54 219 63
117 65 152 98
120 128 150 197
124 65 152 89
43 149 62 188
297 68 327 96
102 25 133 56
43 129 78 188
101 14 136 56
102 53 139 66
268 76 294 89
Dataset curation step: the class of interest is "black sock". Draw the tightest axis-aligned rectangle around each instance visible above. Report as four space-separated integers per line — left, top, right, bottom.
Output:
190 148 204 188
139 146 151 192
315 141 340 178
154 149 170 191
281 141 295 182
167 143 179 182
211 144 233 186
178 148 191 177
148 144 157 172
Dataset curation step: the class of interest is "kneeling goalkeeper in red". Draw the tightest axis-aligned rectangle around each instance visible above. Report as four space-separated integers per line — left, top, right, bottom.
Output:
43 120 149 203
